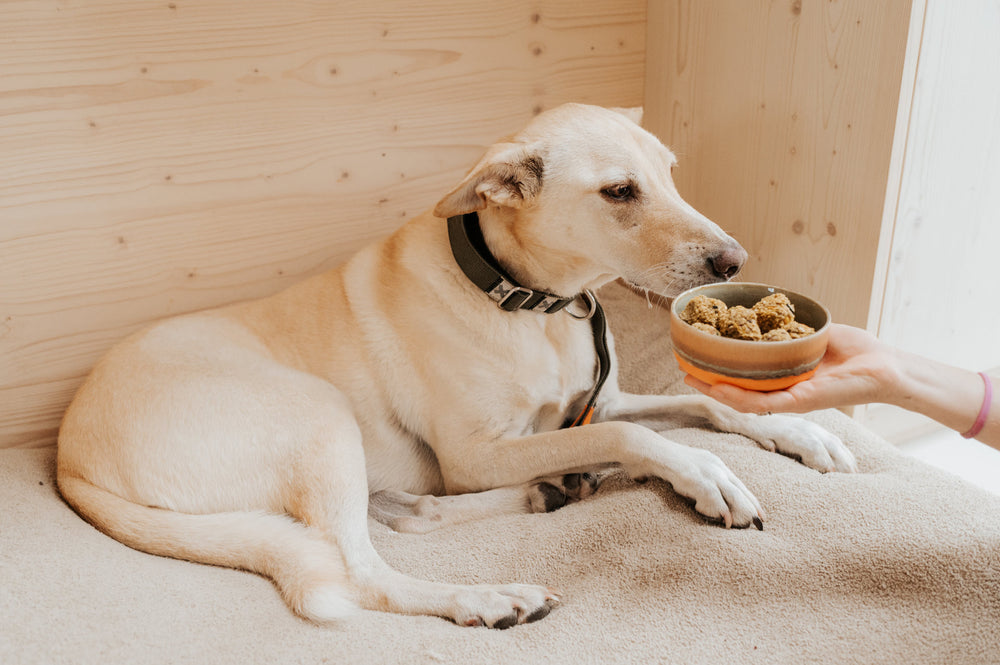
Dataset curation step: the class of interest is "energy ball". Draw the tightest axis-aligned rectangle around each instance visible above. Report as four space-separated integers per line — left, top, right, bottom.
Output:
784 320 816 339
680 295 728 327
679 290 817 341
718 306 762 341
753 293 795 333
762 328 793 342
691 322 721 336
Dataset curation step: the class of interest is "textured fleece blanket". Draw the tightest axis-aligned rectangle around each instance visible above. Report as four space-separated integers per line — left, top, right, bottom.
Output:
3 282 999 665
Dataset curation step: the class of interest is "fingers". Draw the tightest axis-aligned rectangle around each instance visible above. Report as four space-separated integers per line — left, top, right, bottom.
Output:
684 375 801 414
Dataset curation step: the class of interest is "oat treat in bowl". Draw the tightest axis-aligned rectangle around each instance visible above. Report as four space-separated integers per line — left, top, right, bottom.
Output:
669 283 830 391
753 293 795 333
761 328 793 342
679 295 728 327
718 306 763 341
785 320 816 339
691 322 721 336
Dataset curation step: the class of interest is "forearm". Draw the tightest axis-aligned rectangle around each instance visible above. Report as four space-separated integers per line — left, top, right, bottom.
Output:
888 350 1000 448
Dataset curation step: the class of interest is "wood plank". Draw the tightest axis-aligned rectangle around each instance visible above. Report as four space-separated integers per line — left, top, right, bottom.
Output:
644 0 913 328
0 0 645 448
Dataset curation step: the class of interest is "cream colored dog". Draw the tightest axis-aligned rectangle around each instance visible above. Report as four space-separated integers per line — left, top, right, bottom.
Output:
57 103 855 629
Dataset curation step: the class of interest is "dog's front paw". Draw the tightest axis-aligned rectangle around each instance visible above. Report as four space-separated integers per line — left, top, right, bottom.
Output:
635 447 765 530
750 415 857 473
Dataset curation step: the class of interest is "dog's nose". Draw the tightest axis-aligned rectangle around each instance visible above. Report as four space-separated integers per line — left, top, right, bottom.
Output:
708 245 747 280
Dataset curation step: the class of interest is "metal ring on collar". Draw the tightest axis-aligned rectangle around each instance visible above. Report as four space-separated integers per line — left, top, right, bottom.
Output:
567 289 597 321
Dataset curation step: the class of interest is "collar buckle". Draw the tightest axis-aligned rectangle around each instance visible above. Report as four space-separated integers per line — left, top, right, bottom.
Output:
494 284 534 311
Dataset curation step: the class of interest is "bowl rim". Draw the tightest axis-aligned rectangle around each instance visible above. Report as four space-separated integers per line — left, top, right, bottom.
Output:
670 281 832 348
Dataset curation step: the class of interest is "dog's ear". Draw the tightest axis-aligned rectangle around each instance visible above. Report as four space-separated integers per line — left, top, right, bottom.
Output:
433 143 544 218
610 106 644 126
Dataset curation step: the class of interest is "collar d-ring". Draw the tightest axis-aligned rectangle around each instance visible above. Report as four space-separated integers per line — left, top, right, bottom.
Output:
567 289 598 320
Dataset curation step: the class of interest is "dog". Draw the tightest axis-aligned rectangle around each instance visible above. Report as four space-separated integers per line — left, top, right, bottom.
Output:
57 103 856 629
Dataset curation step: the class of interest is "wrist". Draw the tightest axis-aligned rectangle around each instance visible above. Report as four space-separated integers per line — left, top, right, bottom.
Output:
884 347 925 409
961 372 992 439
861 342 911 407
889 349 985 434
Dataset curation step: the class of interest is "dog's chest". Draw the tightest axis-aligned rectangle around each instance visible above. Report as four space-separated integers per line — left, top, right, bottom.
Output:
502 317 602 434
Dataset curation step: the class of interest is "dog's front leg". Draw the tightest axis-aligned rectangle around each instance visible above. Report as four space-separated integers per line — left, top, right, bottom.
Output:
603 393 857 473
439 422 763 529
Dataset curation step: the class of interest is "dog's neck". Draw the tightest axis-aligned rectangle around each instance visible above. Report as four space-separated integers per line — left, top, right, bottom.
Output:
448 211 581 313
447 210 612 428
475 208 616 298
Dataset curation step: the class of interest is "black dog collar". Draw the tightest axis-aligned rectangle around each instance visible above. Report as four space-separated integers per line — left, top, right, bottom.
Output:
446 212 575 314
447 212 611 427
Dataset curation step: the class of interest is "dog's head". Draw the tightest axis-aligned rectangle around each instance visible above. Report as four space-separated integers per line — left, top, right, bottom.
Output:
434 103 746 299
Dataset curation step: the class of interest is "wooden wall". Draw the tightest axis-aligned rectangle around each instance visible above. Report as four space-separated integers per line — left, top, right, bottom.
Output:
644 0 914 329
0 0 645 448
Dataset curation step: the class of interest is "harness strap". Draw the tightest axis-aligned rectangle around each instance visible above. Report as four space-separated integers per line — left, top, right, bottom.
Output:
565 298 610 428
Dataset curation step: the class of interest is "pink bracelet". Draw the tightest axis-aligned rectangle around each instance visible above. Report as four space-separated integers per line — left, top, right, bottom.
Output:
962 372 993 439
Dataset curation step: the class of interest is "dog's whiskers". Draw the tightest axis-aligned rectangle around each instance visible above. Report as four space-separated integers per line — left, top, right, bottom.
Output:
626 265 679 310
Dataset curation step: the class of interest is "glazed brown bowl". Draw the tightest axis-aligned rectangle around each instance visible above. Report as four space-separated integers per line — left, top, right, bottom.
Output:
669 282 831 391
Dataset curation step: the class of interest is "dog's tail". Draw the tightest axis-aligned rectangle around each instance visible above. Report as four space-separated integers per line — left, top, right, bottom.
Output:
57 473 356 622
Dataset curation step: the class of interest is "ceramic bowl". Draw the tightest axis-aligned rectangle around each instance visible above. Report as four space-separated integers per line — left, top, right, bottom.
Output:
669 282 831 391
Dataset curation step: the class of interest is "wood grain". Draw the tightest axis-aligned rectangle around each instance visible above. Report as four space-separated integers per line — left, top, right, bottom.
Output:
644 0 913 328
0 0 645 448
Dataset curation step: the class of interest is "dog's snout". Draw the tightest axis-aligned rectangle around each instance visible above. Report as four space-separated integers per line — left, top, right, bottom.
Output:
708 245 747 280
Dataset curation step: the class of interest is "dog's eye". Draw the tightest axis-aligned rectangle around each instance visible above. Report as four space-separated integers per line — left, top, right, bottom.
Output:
601 183 634 202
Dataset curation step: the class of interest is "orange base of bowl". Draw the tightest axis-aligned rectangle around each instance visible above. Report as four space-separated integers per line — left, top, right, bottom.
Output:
674 352 815 392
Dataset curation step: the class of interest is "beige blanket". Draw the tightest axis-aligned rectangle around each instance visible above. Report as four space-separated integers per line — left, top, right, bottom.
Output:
3 283 999 664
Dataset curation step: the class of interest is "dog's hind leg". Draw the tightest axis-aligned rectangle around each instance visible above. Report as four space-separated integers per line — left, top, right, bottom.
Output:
57 472 356 623
368 467 617 534
292 411 559 628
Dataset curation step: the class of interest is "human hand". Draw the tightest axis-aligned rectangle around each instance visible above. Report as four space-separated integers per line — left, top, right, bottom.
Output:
684 323 899 414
